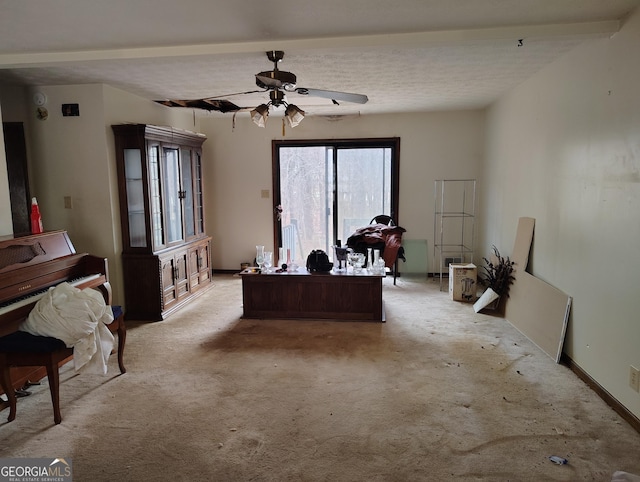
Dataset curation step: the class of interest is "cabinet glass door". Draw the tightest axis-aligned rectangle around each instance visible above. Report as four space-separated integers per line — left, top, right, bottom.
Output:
181 148 195 238
123 149 146 247
163 147 183 244
194 152 205 236
148 145 164 248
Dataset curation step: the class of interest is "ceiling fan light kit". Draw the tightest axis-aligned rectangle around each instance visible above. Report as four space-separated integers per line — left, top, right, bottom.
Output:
156 50 367 128
285 104 305 127
250 104 269 127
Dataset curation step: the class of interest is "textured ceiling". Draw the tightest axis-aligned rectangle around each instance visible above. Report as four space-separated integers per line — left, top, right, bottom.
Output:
0 0 638 118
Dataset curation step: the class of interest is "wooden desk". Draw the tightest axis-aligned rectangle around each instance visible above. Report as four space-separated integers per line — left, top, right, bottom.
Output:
240 269 384 322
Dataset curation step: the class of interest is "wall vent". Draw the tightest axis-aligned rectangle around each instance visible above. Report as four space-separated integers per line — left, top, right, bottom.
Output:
444 257 462 267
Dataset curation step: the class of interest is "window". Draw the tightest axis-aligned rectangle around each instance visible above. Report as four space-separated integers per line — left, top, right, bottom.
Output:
272 138 400 263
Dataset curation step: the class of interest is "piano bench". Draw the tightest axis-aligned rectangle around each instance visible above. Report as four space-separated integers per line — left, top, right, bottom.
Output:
0 305 126 425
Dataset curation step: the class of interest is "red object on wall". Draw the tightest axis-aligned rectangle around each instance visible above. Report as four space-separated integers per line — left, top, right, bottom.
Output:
30 197 43 234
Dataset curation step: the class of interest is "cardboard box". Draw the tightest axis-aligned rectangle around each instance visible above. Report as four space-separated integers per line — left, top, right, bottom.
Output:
449 263 477 302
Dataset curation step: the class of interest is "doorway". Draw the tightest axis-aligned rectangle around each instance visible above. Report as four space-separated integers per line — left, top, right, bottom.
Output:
272 138 400 263
3 122 31 235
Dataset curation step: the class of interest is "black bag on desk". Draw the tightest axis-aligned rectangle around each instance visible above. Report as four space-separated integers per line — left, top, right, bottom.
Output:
306 249 333 272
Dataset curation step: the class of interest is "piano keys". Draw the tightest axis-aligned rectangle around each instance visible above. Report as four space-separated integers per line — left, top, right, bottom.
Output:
0 273 103 314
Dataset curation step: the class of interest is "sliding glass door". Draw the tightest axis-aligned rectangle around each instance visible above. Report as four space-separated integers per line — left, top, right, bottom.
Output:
273 138 399 264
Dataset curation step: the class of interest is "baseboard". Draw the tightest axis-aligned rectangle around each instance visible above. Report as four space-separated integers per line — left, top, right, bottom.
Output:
561 353 640 433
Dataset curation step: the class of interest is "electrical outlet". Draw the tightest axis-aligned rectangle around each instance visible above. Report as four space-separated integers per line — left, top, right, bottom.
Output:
261 189 270 199
630 366 640 393
64 196 73 209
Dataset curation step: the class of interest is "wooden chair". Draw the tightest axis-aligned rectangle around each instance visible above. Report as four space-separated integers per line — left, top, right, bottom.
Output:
0 306 126 424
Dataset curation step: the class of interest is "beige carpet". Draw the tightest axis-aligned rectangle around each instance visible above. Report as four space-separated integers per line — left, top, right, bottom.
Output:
1 274 639 481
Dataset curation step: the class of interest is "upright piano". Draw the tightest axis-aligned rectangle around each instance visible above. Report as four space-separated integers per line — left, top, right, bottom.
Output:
0 230 111 394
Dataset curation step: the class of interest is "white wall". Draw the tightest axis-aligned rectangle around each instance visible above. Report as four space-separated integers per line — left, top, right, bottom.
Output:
26 85 112 252
482 9 640 418
199 110 484 272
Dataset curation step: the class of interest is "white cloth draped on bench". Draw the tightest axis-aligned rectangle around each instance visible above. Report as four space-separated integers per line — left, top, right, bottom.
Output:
19 282 115 374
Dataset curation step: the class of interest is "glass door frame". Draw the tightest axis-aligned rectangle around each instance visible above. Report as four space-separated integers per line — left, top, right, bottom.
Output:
271 137 400 253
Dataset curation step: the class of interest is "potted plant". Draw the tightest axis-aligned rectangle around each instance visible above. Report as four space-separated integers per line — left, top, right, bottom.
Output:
474 245 515 312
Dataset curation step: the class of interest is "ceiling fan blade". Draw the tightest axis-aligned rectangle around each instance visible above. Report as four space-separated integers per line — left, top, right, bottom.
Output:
256 74 282 89
155 98 243 113
204 89 265 99
256 66 297 90
295 88 368 104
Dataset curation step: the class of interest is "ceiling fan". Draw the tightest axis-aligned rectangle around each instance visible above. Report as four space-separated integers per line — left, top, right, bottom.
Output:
155 51 368 127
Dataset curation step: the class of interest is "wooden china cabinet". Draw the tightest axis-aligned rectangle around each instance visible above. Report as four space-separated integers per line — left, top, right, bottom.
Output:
112 124 212 321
